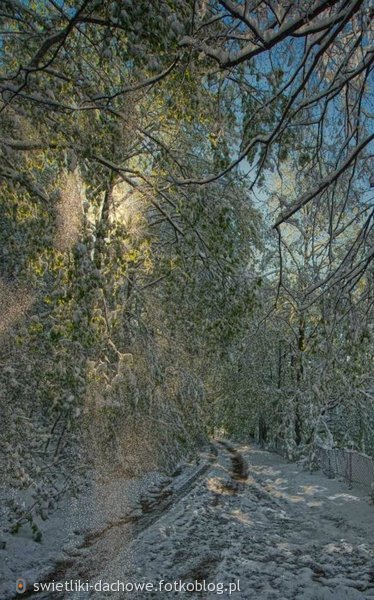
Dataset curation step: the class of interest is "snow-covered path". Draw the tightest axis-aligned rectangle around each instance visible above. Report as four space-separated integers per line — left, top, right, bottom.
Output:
7 443 374 599
65 442 374 600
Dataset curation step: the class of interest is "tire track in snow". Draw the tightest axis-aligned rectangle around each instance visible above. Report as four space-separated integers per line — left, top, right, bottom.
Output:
15 443 221 599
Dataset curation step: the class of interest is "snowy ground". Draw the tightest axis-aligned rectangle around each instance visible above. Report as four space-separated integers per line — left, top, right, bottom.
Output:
2 443 374 599
0 452 209 600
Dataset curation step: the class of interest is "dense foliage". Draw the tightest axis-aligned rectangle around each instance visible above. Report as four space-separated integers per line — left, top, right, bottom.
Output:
0 0 372 537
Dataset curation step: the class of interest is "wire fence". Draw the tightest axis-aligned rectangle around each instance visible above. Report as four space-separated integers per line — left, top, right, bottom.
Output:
270 438 374 497
315 445 374 495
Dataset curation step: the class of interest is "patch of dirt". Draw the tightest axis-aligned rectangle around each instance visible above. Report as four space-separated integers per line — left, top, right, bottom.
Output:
218 440 248 482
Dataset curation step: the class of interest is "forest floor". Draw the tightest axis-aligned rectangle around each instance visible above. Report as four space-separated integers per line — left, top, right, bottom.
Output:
2 442 374 599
